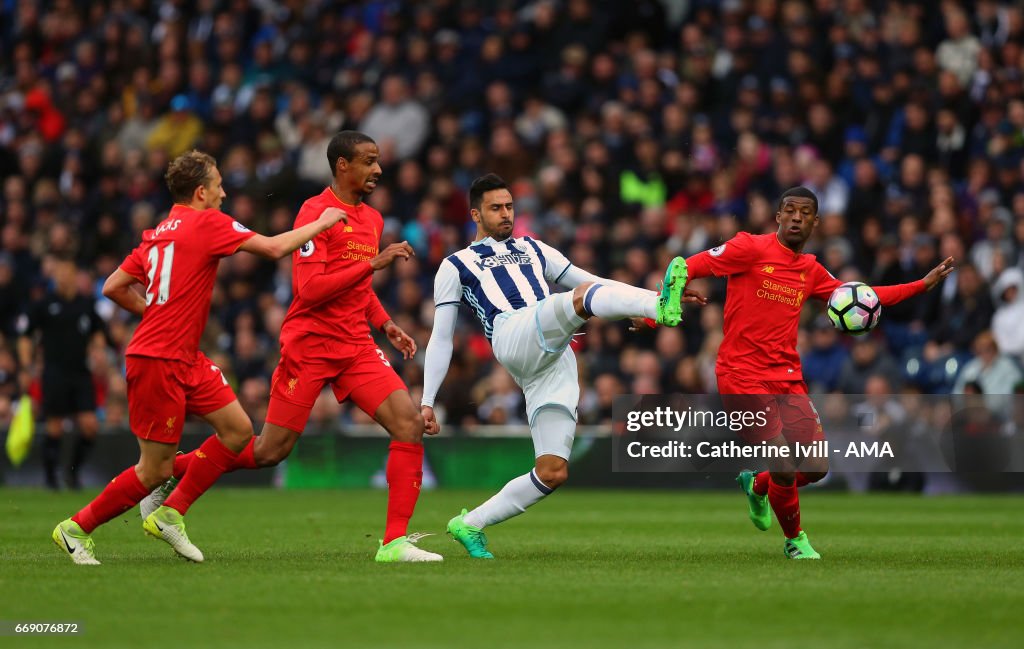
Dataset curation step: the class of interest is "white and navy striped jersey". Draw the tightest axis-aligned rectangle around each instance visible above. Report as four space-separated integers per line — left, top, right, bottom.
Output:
433 236 572 339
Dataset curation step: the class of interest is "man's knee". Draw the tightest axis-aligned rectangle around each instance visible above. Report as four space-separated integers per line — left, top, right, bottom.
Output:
217 417 254 448
534 459 569 489
136 462 173 489
572 282 595 314
769 470 796 486
383 403 424 443
800 470 828 484
390 412 424 443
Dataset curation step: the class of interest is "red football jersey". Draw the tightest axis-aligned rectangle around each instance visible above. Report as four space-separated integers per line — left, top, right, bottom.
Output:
280 188 388 349
687 232 924 382
119 204 256 361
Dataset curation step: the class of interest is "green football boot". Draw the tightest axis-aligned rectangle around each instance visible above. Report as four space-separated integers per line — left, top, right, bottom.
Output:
783 531 821 560
736 470 771 531
447 509 494 559
52 519 100 565
656 256 688 326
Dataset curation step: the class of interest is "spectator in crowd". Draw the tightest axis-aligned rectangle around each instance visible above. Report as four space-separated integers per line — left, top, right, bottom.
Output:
1 0 1022 451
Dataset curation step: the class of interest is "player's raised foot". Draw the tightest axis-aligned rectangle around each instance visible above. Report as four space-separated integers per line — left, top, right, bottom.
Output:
736 470 771 531
374 534 443 563
447 508 494 559
143 506 204 562
783 531 821 560
655 256 688 327
139 476 178 520
52 519 100 565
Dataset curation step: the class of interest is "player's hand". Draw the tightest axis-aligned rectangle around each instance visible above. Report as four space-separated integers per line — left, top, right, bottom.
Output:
421 405 440 435
628 317 656 332
382 320 416 359
682 287 709 306
317 207 347 228
370 241 414 270
923 256 955 290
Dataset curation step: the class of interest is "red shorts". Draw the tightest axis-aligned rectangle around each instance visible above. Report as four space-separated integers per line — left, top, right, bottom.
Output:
266 340 407 432
717 374 824 444
126 352 236 444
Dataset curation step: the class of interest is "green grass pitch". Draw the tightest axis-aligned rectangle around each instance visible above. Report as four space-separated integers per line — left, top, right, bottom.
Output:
2 488 1022 649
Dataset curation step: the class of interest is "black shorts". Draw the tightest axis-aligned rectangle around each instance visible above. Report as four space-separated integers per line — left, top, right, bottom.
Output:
42 369 96 418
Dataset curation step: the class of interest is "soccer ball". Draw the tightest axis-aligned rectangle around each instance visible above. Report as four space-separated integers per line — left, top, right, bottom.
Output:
826 282 881 335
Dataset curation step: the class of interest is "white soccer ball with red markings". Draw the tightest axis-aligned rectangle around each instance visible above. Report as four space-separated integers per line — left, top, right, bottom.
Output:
826 282 881 336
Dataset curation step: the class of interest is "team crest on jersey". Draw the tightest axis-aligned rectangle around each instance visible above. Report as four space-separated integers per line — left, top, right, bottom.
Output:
232 221 250 233
287 378 298 395
709 244 727 257
299 240 315 257
474 253 533 270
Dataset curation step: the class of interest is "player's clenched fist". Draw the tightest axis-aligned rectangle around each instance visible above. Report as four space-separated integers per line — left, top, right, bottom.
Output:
317 207 347 228
421 405 440 435
370 241 415 270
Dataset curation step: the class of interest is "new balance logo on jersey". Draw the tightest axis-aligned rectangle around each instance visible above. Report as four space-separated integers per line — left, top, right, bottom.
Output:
762 265 774 274
474 253 532 270
343 225 353 232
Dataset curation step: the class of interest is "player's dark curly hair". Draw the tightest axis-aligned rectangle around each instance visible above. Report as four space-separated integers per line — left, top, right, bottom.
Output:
469 173 509 211
165 150 216 203
326 130 376 174
778 186 819 214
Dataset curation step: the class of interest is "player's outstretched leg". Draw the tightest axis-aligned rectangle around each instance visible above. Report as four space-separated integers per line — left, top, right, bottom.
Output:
52 459 162 565
143 402 251 562
52 519 100 565
736 470 771 531
448 409 572 558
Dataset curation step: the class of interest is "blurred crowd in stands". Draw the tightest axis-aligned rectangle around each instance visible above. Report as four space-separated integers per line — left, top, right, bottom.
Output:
3 0 1024 433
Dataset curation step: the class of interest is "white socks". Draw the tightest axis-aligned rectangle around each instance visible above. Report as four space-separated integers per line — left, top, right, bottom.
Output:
583 283 658 320
463 468 553 529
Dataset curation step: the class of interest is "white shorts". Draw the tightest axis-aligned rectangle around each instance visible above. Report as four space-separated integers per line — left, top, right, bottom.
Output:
491 293 583 457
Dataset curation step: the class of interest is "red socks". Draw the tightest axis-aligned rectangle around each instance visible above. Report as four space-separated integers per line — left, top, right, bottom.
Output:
767 479 801 538
173 437 258 479
755 470 815 495
753 471 770 496
163 435 241 516
383 441 424 544
72 466 150 533
233 437 257 470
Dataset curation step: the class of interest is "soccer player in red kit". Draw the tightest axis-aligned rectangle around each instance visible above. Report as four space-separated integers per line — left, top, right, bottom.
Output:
683 186 953 559
52 151 344 565
147 131 441 562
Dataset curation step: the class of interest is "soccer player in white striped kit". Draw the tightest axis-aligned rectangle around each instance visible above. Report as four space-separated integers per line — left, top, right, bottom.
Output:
421 174 701 558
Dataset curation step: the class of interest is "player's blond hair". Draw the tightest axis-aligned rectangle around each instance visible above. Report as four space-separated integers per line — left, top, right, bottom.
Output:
165 150 217 203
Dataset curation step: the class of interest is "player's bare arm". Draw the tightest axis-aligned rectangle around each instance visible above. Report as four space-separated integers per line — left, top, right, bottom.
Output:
922 256 956 290
101 268 147 317
240 207 347 259
370 241 415 270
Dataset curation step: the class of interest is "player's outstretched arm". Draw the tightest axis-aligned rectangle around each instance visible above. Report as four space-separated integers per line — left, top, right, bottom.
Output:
239 207 347 259
808 257 955 306
102 268 147 317
420 305 458 436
